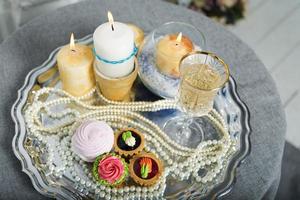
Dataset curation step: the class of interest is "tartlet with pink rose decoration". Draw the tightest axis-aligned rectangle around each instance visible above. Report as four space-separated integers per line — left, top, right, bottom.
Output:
71 120 114 162
92 153 129 187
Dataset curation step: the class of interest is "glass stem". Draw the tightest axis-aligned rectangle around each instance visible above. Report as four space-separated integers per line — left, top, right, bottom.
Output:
176 116 193 140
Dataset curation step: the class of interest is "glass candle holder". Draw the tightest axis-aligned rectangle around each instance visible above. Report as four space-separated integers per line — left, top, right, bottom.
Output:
137 21 207 98
163 51 229 146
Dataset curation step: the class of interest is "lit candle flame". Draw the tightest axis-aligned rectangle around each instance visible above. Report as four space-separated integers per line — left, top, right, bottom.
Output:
107 11 115 31
176 32 182 44
70 33 75 51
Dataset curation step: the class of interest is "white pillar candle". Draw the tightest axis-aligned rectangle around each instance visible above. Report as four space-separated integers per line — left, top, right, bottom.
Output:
93 11 135 78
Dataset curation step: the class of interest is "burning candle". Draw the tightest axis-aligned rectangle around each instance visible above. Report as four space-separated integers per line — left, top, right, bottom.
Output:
93 11 135 78
156 32 194 78
57 33 95 96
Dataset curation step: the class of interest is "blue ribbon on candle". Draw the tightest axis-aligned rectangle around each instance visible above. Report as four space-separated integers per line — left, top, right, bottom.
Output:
93 45 138 64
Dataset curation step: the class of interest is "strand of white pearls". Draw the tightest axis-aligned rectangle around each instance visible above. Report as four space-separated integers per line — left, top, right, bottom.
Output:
26 97 189 152
24 86 236 200
34 87 177 111
25 86 232 163
26 104 229 156
26 87 177 133
55 114 232 200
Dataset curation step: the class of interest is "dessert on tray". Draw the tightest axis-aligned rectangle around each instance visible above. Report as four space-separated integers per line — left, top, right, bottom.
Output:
71 120 114 162
129 152 163 186
93 153 129 187
114 128 145 157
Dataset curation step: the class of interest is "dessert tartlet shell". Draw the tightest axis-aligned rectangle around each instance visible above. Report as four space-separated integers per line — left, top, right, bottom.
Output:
129 152 163 186
92 153 129 187
114 128 145 157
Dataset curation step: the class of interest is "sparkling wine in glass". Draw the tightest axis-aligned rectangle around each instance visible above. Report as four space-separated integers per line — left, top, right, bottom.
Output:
164 51 229 147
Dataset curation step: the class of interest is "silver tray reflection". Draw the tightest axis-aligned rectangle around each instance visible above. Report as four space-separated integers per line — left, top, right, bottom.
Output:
11 34 251 199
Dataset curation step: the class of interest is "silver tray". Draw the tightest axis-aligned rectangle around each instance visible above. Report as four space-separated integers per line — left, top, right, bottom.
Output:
11 34 251 199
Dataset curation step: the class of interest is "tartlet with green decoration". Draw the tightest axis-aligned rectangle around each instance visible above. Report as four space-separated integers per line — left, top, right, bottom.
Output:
129 152 163 186
114 128 145 157
92 153 128 187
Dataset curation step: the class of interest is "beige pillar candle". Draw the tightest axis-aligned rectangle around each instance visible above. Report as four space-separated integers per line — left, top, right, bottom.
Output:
57 33 95 96
156 32 194 78
127 23 144 48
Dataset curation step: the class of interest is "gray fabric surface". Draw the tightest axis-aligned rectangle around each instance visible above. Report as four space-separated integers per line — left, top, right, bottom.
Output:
0 0 286 199
276 142 300 200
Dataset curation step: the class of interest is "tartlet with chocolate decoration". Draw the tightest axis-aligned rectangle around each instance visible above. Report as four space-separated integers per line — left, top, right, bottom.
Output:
129 153 163 186
114 128 145 157
92 153 128 187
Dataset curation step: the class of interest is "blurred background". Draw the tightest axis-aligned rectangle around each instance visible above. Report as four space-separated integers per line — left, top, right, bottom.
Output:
0 0 299 198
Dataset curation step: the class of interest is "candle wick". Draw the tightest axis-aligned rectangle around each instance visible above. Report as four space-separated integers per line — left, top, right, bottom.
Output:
111 24 114 31
71 49 76 52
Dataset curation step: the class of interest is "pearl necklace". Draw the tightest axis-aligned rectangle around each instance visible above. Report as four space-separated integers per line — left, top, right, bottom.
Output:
24 86 236 200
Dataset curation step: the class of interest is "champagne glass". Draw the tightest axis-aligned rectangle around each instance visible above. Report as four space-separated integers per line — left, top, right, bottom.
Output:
163 51 229 146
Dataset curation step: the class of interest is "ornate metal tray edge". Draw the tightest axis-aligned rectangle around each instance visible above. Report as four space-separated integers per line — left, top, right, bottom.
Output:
206 77 251 199
11 34 94 199
11 34 251 200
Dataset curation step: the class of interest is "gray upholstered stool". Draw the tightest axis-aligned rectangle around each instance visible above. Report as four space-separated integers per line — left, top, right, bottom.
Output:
0 0 286 199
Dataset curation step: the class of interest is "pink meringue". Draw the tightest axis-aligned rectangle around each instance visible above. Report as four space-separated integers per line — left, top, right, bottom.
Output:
71 120 114 162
